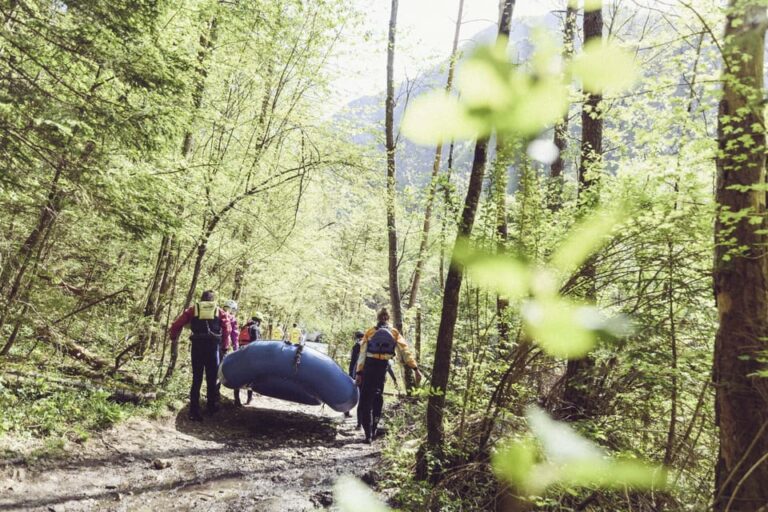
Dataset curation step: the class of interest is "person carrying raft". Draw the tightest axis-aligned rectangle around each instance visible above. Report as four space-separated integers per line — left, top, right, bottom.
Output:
169 290 231 421
355 308 421 443
289 323 303 344
234 314 262 406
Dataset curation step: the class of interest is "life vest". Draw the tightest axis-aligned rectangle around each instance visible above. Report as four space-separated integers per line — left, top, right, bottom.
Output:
190 301 222 343
366 326 396 356
238 327 250 343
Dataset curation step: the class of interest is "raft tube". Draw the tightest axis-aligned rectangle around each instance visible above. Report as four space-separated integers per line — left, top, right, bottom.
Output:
219 341 358 413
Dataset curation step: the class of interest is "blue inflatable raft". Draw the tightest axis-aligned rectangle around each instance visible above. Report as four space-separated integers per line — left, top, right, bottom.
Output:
219 341 358 413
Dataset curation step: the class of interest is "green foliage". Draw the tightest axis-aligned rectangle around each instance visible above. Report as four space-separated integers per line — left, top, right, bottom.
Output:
493 407 666 493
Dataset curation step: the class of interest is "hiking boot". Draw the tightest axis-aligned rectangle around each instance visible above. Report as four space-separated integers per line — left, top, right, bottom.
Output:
364 436 372 445
189 410 204 422
206 404 220 416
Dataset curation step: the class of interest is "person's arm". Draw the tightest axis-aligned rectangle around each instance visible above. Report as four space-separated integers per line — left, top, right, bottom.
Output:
355 330 372 375
230 319 239 351
169 307 194 341
387 362 397 383
349 343 360 376
219 311 232 351
394 330 422 384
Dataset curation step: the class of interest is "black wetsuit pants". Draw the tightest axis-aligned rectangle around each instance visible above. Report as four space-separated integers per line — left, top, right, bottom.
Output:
190 338 220 413
358 358 389 439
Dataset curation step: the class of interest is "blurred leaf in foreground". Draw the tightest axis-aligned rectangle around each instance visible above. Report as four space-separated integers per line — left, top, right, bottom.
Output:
570 40 638 94
493 406 667 494
334 476 390 512
550 206 628 276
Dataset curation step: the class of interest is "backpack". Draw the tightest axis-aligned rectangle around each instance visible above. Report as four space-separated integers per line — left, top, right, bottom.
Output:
367 326 396 355
238 325 251 343
190 301 222 343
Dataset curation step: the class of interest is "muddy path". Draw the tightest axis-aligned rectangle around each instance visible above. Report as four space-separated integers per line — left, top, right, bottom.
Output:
0 396 381 511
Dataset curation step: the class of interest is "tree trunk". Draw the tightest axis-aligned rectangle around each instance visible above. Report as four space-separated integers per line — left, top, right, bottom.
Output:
548 4 577 211
384 0 416 392
558 2 603 422
491 137 513 341
418 2 516 481
385 0 402 331
713 3 768 510
408 0 464 310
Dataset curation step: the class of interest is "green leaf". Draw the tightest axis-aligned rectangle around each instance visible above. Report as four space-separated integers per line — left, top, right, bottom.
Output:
401 91 484 145
492 438 538 488
521 298 598 358
334 476 390 512
494 407 667 493
571 40 638 94
569 0 603 11
456 55 512 111
456 242 531 300
550 207 627 275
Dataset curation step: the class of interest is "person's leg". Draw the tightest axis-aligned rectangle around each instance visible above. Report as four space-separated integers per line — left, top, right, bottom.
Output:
246 389 253 404
359 377 375 441
234 388 242 406
189 340 204 420
204 341 220 414
371 363 388 437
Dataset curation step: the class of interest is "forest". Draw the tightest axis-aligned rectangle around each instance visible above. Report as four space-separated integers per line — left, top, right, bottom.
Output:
0 0 766 510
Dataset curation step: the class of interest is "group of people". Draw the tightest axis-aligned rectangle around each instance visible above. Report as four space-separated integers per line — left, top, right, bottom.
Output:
169 291 422 443
169 290 304 421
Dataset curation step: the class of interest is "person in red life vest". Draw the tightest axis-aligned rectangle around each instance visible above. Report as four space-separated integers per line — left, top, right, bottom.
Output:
234 315 262 407
355 307 422 443
169 290 231 421
238 315 262 349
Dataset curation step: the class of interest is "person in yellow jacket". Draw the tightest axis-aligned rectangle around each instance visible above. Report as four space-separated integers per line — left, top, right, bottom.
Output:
355 307 421 443
289 323 303 344
270 322 284 341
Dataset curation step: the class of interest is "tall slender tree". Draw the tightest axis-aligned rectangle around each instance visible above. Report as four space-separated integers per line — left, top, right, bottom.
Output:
419 0 516 481
548 3 577 211
408 0 464 310
559 1 603 421
385 0 403 333
712 2 768 509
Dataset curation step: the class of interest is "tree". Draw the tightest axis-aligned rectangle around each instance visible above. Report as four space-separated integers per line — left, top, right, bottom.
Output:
408 0 464 310
384 0 403 334
558 0 603 421
419 0 516 481
712 1 768 509
548 3 577 211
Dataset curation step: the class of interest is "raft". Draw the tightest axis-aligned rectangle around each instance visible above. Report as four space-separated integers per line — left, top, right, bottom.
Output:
218 341 358 413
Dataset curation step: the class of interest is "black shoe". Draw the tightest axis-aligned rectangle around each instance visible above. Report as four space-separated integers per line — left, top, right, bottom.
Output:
364 436 372 444
189 410 203 422
344 411 351 418
356 423 362 430
235 400 243 408
206 404 220 416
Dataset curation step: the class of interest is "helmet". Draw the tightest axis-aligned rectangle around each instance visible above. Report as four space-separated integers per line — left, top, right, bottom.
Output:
224 299 238 311
354 330 364 339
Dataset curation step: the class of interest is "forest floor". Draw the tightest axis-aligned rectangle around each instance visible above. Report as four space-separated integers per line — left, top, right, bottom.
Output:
0 395 382 511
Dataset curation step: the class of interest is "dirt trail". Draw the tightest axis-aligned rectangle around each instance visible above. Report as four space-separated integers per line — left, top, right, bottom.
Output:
0 396 381 511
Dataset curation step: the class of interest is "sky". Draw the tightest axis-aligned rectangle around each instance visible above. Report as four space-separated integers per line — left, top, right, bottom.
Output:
328 0 563 110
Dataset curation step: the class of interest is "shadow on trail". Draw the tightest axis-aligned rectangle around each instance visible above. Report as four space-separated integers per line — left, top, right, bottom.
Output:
174 401 340 447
